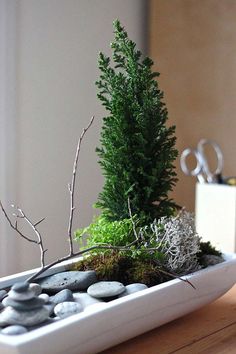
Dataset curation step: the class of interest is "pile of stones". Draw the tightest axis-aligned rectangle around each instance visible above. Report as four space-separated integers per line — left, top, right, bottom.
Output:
0 270 148 336
0 282 50 335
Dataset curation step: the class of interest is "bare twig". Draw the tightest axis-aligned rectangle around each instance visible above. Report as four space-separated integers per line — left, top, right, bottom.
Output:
0 201 38 244
14 206 47 268
1 202 47 268
68 116 95 256
0 117 96 282
34 217 46 227
153 266 196 289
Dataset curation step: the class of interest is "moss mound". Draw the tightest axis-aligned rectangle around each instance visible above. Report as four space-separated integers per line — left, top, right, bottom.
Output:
198 241 222 267
70 252 170 287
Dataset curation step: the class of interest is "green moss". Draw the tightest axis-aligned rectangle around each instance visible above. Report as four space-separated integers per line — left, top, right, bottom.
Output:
197 241 222 267
198 241 222 257
70 251 170 287
126 259 168 287
75 214 135 250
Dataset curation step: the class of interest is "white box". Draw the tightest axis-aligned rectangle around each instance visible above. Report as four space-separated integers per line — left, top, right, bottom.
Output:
195 183 236 252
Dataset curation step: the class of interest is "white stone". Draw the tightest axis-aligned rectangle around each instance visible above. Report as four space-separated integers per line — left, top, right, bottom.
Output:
38 294 50 303
29 283 42 296
1 325 28 335
54 302 83 319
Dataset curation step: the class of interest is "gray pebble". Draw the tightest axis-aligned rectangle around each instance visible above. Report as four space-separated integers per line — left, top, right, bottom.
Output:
29 283 42 296
73 292 103 309
8 289 36 301
1 325 28 335
0 306 49 327
54 301 83 319
9 282 36 301
2 296 45 311
50 289 74 305
118 283 148 298
38 271 97 293
0 290 7 302
12 282 29 293
87 281 125 298
39 270 97 293
38 294 50 303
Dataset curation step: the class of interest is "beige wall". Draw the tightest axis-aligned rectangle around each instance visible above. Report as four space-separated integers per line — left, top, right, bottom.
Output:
149 0 236 211
1 0 147 275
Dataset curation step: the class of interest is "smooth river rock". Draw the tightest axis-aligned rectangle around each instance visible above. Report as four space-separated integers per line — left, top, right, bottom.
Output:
0 306 49 327
8 286 36 301
87 281 125 298
38 294 50 303
29 283 42 296
50 289 74 305
118 283 148 298
54 301 83 319
38 271 97 293
1 325 28 335
12 283 29 293
2 297 45 311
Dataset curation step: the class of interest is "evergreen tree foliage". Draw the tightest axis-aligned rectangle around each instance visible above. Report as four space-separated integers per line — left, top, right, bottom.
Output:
95 20 178 223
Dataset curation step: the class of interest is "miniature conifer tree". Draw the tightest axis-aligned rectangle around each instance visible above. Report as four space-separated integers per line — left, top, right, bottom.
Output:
95 20 178 223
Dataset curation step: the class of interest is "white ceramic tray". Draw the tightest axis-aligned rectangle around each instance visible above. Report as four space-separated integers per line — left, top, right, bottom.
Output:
0 253 236 354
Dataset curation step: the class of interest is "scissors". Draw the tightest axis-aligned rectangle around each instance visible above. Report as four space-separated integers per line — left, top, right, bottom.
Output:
180 139 224 183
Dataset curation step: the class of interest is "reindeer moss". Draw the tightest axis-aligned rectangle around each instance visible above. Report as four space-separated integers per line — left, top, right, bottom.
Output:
70 252 170 287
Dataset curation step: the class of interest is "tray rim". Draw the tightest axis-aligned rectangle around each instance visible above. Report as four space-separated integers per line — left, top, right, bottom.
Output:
0 252 235 351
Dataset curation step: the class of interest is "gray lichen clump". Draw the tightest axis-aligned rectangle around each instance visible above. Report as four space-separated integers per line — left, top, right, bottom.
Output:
141 211 201 274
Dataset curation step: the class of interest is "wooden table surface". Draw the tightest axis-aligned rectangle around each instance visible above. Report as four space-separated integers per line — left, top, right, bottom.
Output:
101 285 236 354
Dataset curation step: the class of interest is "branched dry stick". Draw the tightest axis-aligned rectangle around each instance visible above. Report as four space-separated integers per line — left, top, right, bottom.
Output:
0 201 39 244
68 116 95 256
0 118 96 282
0 202 47 268
13 205 47 268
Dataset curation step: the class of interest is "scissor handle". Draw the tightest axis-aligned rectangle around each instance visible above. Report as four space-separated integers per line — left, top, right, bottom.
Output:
197 139 224 182
180 148 205 183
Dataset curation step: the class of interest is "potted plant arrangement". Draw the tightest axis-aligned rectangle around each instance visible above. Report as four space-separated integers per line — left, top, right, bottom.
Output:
0 20 235 354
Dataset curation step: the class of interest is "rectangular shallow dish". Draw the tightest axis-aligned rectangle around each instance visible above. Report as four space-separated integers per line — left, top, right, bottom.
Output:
0 253 236 354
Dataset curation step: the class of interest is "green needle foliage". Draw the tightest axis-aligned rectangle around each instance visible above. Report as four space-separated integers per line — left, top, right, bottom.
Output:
95 20 178 223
